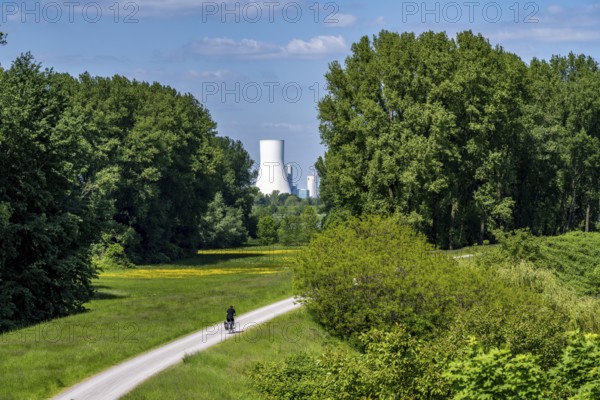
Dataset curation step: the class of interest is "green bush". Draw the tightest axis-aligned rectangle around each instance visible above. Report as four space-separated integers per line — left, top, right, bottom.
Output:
445 341 549 399
550 332 600 399
295 215 489 338
484 231 600 296
445 332 600 400
249 353 325 400
93 243 134 270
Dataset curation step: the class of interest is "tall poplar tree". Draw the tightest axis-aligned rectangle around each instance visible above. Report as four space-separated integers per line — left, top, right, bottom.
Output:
317 30 599 246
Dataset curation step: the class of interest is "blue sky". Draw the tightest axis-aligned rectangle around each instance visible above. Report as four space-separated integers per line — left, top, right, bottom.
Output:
1 0 600 189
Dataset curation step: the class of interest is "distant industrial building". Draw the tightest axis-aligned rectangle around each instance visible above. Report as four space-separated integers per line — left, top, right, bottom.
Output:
307 175 318 198
256 140 291 195
286 163 299 196
255 139 318 198
298 189 309 199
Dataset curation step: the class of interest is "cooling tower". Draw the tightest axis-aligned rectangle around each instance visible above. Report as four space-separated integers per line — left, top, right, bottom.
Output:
307 175 318 199
256 140 292 195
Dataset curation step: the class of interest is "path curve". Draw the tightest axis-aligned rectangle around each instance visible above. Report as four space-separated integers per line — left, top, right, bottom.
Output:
53 297 302 400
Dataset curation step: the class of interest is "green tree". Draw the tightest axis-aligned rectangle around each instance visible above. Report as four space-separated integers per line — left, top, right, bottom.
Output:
298 206 319 243
277 214 301 246
317 31 600 246
526 54 600 235
70 74 254 262
212 137 256 234
198 192 248 248
257 215 277 245
0 54 101 331
317 30 531 248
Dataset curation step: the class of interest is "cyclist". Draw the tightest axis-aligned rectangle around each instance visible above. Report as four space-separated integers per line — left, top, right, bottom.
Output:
226 305 236 331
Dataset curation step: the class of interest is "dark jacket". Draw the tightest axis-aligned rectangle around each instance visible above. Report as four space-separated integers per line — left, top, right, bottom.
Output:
226 306 236 321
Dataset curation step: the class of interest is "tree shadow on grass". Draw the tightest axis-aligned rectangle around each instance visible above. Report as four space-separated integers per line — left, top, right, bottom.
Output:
92 286 128 301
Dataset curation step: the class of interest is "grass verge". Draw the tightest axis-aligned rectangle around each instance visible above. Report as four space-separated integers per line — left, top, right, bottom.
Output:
0 252 293 400
122 309 346 400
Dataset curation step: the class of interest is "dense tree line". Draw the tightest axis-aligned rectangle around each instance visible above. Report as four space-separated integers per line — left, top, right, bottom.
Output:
73 72 254 262
252 192 321 246
0 53 254 330
316 30 600 248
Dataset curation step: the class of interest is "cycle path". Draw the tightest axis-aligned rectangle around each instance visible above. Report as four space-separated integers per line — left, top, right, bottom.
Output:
52 297 302 400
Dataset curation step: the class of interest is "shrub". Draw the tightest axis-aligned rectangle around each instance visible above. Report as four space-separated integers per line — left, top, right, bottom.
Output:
550 332 600 398
93 243 134 270
294 215 487 338
445 341 549 399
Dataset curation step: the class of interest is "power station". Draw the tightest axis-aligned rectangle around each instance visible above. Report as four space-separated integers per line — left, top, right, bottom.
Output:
255 139 318 198
256 140 292 195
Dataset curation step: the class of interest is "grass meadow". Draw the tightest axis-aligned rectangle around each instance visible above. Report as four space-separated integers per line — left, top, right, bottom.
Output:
0 249 297 400
122 309 346 400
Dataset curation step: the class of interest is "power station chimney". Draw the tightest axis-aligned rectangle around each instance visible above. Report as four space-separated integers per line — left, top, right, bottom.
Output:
256 140 291 195
307 175 318 198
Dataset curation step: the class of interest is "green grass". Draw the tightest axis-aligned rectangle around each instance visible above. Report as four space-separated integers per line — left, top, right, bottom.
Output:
122 309 347 400
0 252 294 400
537 231 600 295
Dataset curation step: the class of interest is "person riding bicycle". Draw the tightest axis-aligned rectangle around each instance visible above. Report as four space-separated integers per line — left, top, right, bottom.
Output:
226 305 236 330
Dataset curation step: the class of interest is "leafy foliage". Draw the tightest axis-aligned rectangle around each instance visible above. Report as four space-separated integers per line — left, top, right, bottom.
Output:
278 207 320 246
0 53 256 330
251 330 600 400
294 215 486 338
93 243 134 270
446 332 600 400
70 74 254 261
550 332 600 398
198 192 248 248
253 215 600 399
0 54 100 331
253 192 322 246
482 230 600 296
445 342 549 399
257 215 278 245
249 353 325 400
317 30 600 248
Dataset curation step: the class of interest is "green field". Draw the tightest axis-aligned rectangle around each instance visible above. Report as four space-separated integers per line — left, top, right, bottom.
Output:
122 309 346 400
537 232 600 296
0 251 294 400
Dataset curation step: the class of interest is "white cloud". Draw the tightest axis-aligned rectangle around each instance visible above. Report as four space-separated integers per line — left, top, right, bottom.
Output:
178 35 348 60
285 35 348 58
185 37 282 59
